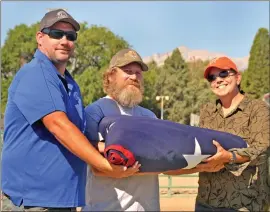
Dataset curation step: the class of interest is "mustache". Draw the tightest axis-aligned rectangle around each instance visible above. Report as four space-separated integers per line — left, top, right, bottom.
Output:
125 80 141 88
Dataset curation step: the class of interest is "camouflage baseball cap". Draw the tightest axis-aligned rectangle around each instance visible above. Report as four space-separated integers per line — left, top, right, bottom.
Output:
109 48 148 71
40 9 80 31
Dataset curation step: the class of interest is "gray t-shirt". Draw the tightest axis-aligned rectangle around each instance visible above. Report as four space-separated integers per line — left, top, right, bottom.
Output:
83 96 160 211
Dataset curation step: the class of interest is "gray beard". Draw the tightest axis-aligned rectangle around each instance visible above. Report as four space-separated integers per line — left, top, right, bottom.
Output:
108 84 144 108
116 87 143 108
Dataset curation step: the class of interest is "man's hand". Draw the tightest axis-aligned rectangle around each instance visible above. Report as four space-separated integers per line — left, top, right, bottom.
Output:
195 140 231 172
92 161 141 178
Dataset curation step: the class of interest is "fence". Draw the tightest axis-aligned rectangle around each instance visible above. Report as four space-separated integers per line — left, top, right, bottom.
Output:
159 173 198 198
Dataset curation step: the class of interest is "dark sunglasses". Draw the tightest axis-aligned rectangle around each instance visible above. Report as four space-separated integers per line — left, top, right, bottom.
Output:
41 28 77 41
207 69 237 82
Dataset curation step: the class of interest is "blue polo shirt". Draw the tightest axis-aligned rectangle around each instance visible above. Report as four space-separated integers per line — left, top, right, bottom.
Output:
1 49 87 207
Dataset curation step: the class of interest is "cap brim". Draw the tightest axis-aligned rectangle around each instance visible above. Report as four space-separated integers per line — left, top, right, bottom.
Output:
204 64 230 78
137 61 148 71
116 60 149 72
204 66 214 78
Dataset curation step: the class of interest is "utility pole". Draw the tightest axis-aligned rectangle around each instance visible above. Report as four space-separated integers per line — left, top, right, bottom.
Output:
156 96 170 120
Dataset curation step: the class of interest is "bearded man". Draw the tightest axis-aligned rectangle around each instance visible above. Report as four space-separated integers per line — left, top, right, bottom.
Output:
83 48 160 211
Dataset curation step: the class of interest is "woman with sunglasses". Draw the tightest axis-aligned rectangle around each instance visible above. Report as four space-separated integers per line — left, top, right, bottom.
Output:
166 56 269 211
194 57 269 211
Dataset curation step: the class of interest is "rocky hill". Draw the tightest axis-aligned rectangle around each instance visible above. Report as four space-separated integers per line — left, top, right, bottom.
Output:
143 46 249 71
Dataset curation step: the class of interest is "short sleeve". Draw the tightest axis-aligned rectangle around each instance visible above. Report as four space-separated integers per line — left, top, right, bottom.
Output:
138 106 157 119
13 64 66 125
84 104 104 145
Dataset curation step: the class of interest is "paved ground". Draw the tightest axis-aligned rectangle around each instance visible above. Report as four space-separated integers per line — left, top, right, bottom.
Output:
160 196 196 211
1 175 199 211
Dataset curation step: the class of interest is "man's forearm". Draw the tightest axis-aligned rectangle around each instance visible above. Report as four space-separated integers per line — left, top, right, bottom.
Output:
42 111 110 172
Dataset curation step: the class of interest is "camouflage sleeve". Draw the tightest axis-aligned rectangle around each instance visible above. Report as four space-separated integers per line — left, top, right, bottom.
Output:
225 101 270 176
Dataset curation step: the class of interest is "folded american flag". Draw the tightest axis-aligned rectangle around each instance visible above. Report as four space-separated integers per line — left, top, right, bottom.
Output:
99 115 247 172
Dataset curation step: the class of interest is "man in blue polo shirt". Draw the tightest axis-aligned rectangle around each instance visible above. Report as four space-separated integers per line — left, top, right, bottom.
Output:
1 9 139 211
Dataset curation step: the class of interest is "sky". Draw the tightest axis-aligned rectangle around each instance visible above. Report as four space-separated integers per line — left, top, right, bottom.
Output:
1 1 269 58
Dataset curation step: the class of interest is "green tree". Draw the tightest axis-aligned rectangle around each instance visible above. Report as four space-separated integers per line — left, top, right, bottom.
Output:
1 77 13 114
75 67 104 107
71 24 130 75
186 59 216 116
1 23 39 115
1 23 39 78
141 61 160 115
242 28 270 98
155 48 190 123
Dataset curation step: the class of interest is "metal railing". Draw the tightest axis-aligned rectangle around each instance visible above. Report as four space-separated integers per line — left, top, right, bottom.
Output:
159 173 198 198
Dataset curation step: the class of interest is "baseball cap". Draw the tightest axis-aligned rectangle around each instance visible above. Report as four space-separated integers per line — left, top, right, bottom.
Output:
109 48 148 71
204 56 238 79
39 9 80 32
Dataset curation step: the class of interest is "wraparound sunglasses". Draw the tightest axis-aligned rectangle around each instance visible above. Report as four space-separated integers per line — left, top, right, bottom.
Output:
42 28 77 41
207 69 237 82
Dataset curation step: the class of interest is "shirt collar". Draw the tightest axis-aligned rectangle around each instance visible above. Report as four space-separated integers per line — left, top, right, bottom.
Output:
34 49 70 78
214 93 250 112
34 49 51 62
237 95 250 111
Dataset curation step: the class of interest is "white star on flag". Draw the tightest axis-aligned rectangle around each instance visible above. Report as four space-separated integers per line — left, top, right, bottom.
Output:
182 138 211 169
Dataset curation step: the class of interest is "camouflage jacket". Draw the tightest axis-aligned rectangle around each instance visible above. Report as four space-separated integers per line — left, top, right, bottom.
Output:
197 95 270 211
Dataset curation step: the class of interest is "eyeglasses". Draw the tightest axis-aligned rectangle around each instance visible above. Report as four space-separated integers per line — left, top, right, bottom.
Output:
207 70 237 82
41 28 77 41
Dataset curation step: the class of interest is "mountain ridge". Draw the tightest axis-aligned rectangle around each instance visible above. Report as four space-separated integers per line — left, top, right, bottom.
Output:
142 46 249 71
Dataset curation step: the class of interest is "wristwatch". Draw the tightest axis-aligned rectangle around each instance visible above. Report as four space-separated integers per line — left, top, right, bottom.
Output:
229 151 237 165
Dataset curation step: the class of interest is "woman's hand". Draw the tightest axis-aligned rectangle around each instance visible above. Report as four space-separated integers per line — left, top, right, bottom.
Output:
195 140 231 172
